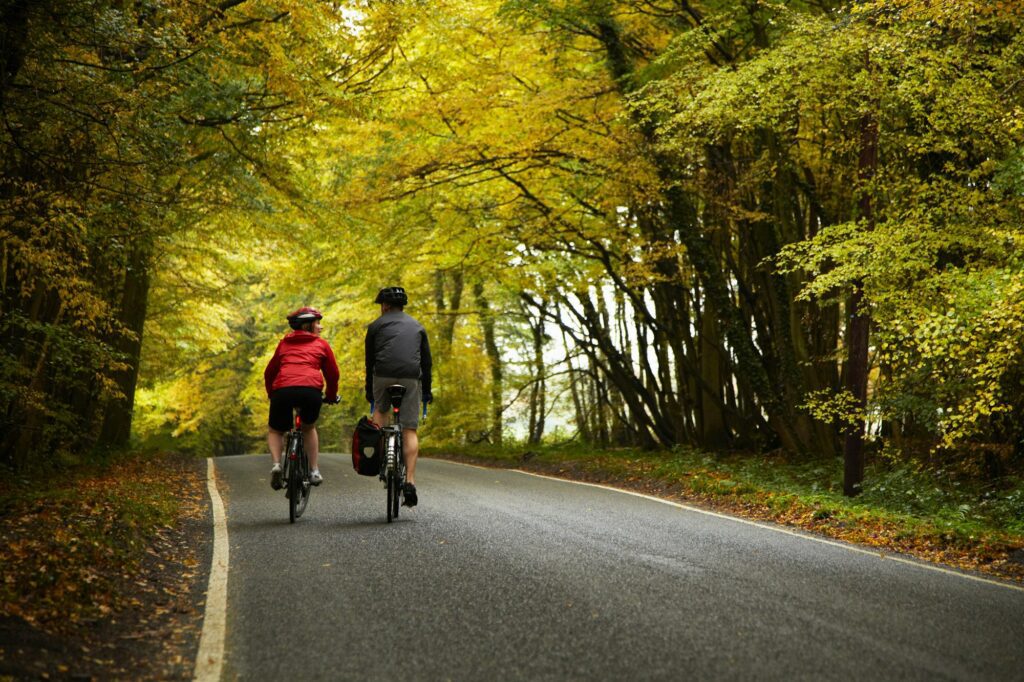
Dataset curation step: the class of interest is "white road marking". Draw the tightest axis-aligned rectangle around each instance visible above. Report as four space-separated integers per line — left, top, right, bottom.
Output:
194 458 230 681
439 461 1024 594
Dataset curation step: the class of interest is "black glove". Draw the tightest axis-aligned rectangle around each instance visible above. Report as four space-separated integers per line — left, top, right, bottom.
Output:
325 395 341 405
365 391 373 404
422 390 433 404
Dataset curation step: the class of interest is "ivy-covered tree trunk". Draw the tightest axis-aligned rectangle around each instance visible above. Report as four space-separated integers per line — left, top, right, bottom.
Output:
698 299 728 449
100 238 152 448
843 108 878 496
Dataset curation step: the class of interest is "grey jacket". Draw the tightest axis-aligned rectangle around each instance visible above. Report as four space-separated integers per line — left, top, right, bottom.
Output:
364 310 433 401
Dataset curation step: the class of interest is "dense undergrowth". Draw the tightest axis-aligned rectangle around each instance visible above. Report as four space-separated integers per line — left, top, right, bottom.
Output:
426 442 1024 580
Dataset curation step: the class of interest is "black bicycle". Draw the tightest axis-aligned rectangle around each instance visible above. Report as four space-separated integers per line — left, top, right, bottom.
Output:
378 385 409 523
281 396 335 523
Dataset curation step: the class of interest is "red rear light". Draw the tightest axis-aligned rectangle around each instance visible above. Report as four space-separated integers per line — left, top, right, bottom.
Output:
295 414 301 428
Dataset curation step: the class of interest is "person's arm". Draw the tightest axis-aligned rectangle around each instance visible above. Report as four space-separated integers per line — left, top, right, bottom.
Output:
264 343 282 397
364 324 376 403
321 340 340 401
420 329 432 403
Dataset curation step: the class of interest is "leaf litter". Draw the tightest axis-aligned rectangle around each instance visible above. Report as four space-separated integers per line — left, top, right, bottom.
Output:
0 452 209 681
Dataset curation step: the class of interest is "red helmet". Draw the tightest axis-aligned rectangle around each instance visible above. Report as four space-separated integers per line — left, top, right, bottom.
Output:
287 306 322 330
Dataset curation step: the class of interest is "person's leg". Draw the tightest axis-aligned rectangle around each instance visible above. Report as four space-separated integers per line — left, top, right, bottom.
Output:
267 389 291 468
402 427 419 485
268 427 286 489
302 424 319 470
372 376 404 428
397 377 421 506
268 429 284 464
292 387 324 482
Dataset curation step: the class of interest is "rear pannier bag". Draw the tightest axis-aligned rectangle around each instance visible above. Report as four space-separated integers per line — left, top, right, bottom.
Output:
352 416 382 476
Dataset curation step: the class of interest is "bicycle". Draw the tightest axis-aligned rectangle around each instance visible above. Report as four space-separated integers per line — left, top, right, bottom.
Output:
281 396 335 523
378 384 408 523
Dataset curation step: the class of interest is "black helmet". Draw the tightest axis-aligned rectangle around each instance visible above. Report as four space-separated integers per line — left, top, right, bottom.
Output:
287 306 322 330
375 286 408 306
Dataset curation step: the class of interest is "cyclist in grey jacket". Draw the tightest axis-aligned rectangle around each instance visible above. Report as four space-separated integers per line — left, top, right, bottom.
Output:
365 286 432 507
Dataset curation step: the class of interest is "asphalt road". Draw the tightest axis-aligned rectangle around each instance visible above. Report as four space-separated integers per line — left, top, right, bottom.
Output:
213 453 1024 681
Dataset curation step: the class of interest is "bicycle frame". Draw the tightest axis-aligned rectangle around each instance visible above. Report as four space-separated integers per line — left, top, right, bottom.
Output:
379 386 407 522
282 411 311 523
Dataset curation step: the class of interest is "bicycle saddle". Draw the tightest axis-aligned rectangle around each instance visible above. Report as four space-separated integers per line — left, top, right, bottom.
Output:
386 384 407 411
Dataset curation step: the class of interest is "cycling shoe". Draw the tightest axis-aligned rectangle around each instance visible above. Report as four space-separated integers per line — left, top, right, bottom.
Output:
402 482 417 507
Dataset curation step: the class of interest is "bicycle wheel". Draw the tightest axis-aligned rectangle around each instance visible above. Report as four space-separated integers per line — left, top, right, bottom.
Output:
392 454 403 520
386 469 396 523
384 432 397 523
293 451 310 519
287 435 301 523
392 471 401 519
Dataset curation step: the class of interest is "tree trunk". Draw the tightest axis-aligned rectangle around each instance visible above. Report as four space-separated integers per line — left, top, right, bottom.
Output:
843 98 878 496
100 238 152 448
843 289 869 496
699 299 729 449
560 319 590 442
474 283 502 445
527 301 546 444
0 0 32 109
434 269 464 351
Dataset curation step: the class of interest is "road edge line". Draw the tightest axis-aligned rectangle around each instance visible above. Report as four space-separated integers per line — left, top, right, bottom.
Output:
194 457 230 682
504 467 1024 594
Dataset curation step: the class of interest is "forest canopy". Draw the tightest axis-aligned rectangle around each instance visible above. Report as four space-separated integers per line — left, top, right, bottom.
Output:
2 0 1022 487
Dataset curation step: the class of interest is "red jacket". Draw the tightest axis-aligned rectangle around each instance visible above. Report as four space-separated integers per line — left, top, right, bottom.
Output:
264 331 340 400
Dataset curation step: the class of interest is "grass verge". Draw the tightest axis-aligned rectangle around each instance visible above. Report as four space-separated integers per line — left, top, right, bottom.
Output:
424 442 1024 583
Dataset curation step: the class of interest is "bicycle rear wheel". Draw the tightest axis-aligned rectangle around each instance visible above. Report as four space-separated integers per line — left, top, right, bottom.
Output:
392 459 403 520
386 469 397 523
391 472 400 519
287 434 302 523
293 452 310 519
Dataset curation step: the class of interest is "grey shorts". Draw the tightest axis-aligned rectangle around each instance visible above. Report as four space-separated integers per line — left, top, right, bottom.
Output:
373 377 422 429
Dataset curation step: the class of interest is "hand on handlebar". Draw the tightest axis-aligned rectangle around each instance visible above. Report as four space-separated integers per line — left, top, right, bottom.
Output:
323 395 341 404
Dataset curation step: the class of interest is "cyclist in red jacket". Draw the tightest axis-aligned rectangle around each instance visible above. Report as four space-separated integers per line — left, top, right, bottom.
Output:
264 307 340 489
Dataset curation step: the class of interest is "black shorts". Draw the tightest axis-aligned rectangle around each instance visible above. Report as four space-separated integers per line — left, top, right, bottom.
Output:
268 386 323 432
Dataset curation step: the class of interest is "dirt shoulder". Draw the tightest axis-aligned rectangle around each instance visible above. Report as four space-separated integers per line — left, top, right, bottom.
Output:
0 453 211 681
428 450 1024 585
